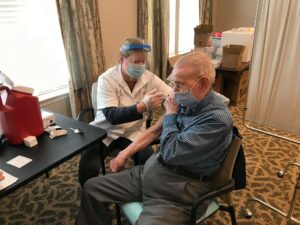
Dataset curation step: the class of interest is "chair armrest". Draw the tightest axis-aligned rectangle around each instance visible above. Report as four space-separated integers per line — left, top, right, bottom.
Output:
190 179 235 225
77 107 95 122
150 138 160 145
146 111 153 129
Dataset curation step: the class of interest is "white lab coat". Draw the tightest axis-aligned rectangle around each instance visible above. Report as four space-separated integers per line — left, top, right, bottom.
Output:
90 65 172 146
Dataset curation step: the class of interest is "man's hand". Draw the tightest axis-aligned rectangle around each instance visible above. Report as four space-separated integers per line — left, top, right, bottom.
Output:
109 151 128 173
142 89 164 111
163 92 179 115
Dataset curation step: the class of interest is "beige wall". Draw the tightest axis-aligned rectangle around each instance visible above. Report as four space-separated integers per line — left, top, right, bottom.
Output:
214 0 258 32
99 0 137 69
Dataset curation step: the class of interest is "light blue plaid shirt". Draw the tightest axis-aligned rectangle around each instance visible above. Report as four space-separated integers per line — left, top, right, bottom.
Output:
160 91 233 176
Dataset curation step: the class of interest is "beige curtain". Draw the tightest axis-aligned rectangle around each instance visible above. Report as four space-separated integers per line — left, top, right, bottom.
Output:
56 0 106 118
137 0 169 81
245 0 300 135
199 0 213 25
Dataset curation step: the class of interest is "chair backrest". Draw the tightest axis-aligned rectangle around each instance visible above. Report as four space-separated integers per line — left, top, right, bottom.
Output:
91 82 98 115
210 135 243 205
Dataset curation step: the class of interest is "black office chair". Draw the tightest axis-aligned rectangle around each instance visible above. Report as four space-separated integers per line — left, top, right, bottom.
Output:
76 82 98 123
117 127 245 225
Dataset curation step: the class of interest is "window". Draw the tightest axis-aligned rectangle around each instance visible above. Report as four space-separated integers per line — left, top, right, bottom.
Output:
0 0 69 99
169 0 199 56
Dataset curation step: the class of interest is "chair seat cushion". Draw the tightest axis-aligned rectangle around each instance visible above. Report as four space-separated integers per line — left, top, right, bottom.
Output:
196 198 220 223
120 202 143 225
120 199 220 225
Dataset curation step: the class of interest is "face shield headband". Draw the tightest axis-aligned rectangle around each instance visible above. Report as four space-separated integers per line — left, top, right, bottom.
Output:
120 44 151 52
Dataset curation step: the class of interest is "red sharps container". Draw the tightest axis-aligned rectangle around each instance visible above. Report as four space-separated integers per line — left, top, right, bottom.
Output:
0 86 44 145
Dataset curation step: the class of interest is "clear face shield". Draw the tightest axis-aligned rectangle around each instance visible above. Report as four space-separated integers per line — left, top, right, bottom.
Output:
120 44 151 79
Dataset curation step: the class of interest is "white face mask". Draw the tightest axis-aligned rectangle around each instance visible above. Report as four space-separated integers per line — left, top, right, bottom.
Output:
127 63 146 79
172 78 201 107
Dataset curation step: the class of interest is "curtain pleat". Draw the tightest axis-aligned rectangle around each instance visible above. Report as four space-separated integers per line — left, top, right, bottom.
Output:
245 0 300 135
137 0 148 39
56 0 105 118
137 0 169 81
200 0 213 25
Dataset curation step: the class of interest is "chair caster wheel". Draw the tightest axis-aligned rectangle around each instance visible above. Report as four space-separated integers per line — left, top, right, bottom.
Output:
277 170 285 178
244 208 253 219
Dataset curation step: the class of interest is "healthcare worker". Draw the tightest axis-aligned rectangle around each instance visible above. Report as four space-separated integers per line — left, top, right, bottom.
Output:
78 37 172 187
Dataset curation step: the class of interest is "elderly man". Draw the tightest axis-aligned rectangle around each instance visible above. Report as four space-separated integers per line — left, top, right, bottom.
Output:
75 52 233 225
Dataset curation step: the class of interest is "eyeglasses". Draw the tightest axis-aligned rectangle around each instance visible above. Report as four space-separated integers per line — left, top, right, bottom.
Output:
169 76 203 92
168 81 190 92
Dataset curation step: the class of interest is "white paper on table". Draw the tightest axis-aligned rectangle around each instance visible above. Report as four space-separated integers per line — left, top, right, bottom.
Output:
0 169 19 190
6 155 32 168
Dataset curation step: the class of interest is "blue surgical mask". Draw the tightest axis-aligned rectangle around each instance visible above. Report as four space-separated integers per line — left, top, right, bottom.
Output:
173 78 201 107
127 63 146 79
174 90 199 107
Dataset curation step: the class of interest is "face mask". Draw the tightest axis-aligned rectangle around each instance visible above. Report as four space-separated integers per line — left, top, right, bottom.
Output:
174 90 199 107
173 77 201 107
127 63 146 79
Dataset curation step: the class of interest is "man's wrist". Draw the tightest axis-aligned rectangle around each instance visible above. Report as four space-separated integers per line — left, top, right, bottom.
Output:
119 149 131 160
163 114 177 126
165 110 177 115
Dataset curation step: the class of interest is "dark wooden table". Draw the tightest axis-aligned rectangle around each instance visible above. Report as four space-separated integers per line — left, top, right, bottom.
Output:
0 112 106 199
215 62 250 105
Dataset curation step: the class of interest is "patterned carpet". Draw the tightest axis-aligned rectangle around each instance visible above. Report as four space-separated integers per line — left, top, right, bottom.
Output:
0 100 300 225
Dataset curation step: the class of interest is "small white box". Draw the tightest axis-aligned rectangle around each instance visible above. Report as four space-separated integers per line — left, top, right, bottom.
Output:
221 27 254 62
23 136 38 147
41 111 56 128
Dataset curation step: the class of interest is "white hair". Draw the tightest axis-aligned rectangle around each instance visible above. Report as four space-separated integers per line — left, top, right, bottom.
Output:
174 52 215 85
